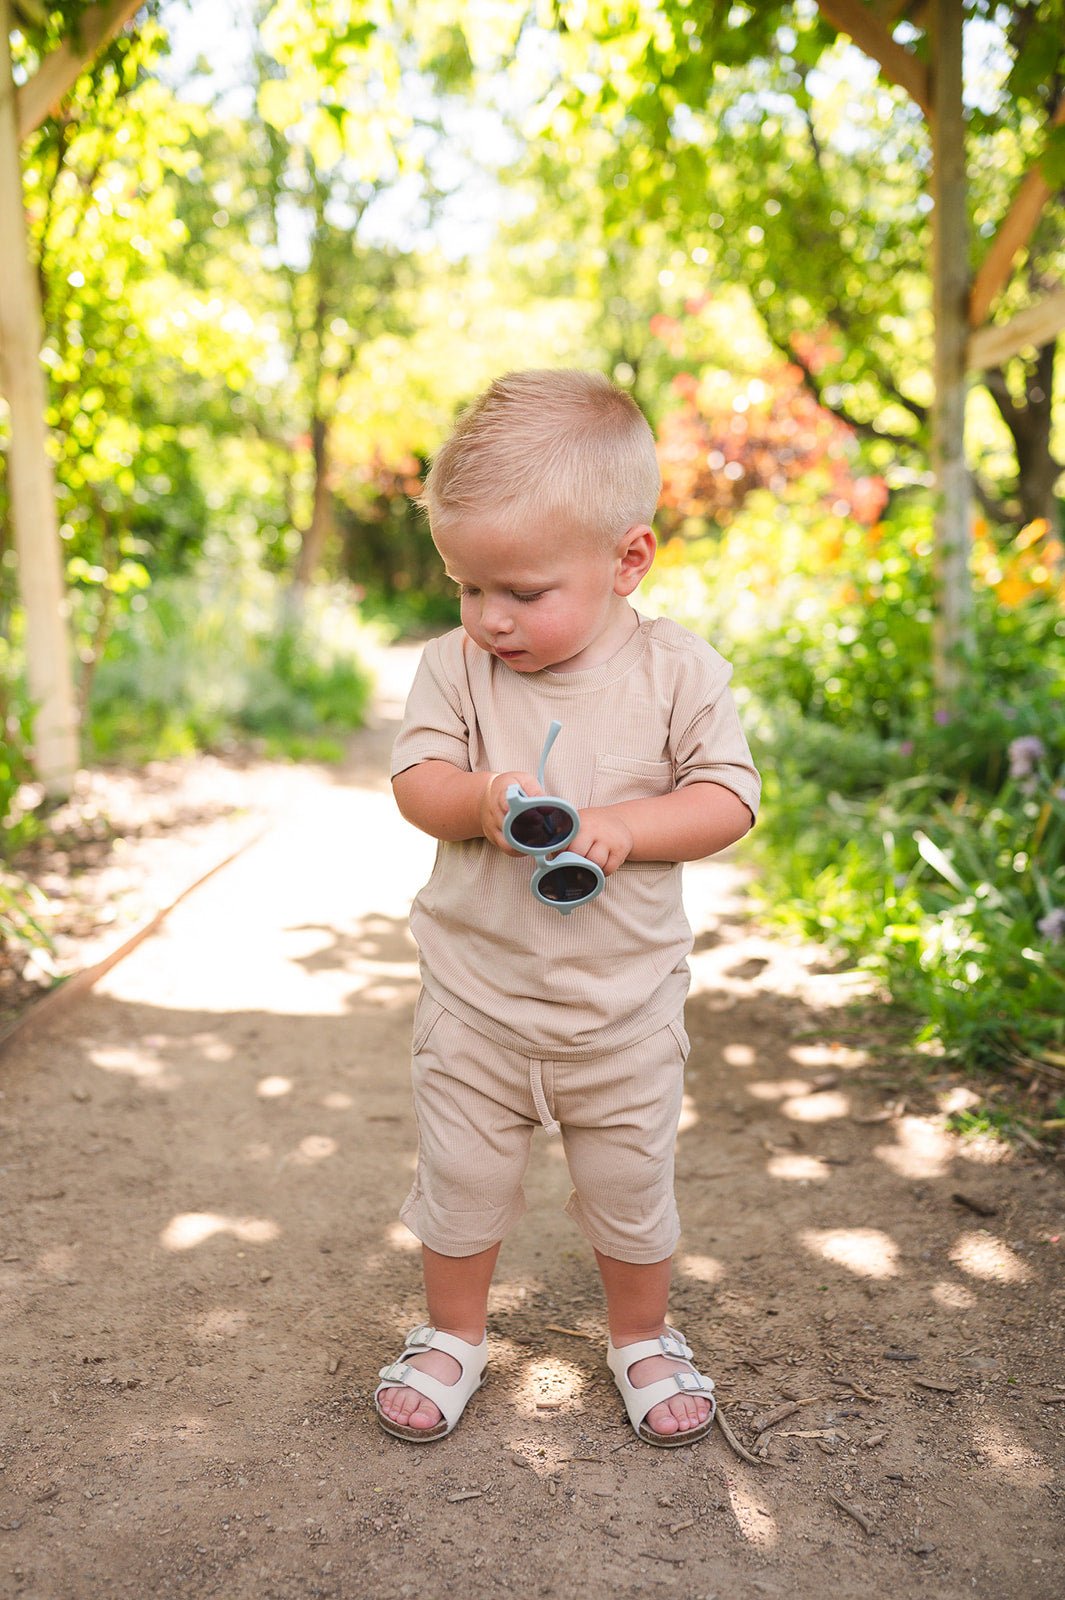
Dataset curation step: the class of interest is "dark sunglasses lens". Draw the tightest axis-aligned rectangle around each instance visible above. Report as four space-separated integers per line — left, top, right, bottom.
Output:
511 805 573 849
539 864 599 903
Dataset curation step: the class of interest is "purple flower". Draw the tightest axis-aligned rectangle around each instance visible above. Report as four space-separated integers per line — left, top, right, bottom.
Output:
1009 735 1046 780
898 740 914 757
1037 908 1065 942
934 709 951 726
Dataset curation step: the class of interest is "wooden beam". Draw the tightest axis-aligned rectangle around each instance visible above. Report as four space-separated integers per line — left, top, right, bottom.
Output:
870 1 925 28
14 0 143 139
0 0 79 792
968 288 1065 371
12 0 49 27
929 0 972 699
969 99 1065 329
816 0 932 116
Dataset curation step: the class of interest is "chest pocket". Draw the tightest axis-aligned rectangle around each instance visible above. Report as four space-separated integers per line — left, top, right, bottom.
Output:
591 754 674 807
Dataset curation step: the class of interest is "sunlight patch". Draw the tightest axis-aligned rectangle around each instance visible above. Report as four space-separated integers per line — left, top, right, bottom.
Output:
801 1227 899 1278
90 1045 163 1081
875 1116 952 1179
161 1212 280 1251
321 1092 354 1110
292 1134 337 1164
931 1279 976 1310
677 1252 725 1285
677 1092 699 1134
789 1043 867 1069
748 1077 808 1101
515 1356 585 1416
722 1043 756 1067
257 1076 292 1098
724 1467 779 1547
385 1221 421 1252
971 1419 1053 1485
949 1231 1032 1284
781 1090 850 1122
938 1086 982 1114
767 1152 830 1182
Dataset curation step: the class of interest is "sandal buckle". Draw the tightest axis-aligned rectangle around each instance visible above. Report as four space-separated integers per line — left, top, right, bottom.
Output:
379 1361 411 1382
674 1371 704 1394
659 1333 686 1358
407 1323 435 1345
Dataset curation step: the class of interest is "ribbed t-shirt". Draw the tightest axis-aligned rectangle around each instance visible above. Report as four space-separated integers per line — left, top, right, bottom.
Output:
391 614 761 1058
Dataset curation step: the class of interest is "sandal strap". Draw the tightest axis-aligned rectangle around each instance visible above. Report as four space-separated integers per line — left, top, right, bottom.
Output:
607 1327 692 1372
616 1369 716 1431
398 1324 486 1366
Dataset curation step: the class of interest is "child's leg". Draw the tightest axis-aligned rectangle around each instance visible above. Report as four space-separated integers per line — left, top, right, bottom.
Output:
595 1250 712 1437
376 1243 500 1433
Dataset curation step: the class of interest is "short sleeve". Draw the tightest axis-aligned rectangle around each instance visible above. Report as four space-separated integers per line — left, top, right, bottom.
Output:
390 639 472 778
672 655 761 822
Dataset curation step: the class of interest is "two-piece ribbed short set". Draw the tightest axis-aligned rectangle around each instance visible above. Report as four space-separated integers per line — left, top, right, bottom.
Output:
391 618 761 1265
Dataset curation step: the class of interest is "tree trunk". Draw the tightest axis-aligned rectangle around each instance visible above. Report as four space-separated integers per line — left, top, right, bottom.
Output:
929 0 973 703
293 413 333 591
983 345 1062 536
0 0 79 797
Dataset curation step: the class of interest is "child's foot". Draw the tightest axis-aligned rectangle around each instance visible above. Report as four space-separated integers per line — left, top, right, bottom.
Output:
374 1325 488 1441
607 1327 716 1447
625 1350 712 1437
376 1346 459 1432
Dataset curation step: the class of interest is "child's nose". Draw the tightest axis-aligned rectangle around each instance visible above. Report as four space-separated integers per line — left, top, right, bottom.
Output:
481 596 513 634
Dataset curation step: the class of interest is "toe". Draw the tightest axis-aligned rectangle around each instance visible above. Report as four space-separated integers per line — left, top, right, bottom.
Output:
379 1385 442 1430
671 1394 710 1431
643 1399 681 1436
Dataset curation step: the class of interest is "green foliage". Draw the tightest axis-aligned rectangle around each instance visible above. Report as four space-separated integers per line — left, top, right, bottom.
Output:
0 870 53 976
645 488 1065 1072
87 560 376 763
0 629 39 857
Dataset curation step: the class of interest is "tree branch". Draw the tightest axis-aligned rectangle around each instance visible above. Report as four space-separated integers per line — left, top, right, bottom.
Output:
15 0 144 139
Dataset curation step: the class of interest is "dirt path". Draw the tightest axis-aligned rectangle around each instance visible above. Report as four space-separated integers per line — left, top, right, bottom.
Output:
1 644 1062 1600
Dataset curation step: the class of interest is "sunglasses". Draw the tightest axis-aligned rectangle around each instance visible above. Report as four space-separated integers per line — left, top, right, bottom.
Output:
503 721 605 915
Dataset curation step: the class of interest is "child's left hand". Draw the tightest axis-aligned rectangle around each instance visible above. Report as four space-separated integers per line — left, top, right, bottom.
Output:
568 807 635 876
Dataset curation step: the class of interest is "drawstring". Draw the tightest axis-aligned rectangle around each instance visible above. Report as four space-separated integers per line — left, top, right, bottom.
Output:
530 1059 560 1135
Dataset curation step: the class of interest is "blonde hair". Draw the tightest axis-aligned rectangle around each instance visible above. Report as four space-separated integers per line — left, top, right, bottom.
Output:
419 370 661 545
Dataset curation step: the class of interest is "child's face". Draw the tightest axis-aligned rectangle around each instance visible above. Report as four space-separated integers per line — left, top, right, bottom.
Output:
434 517 651 674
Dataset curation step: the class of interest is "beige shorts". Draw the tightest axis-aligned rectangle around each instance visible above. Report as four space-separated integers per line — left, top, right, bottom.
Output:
399 993 689 1265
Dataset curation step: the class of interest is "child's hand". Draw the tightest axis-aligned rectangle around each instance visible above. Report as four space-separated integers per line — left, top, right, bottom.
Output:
570 807 635 876
479 771 542 853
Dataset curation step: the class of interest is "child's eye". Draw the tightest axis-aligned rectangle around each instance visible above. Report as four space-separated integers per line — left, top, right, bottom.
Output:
457 584 479 598
513 591 545 604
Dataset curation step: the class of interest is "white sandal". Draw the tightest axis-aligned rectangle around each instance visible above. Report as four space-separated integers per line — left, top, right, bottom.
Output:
607 1325 716 1448
374 1323 488 1442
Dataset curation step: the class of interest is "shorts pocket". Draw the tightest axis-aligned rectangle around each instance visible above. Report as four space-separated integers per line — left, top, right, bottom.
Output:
411 991 446 1056
591 754 674 807
667 1017 690 1062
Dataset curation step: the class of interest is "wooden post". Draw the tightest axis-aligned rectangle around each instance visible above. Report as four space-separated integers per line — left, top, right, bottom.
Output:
929 0 972 703
0 0 79 795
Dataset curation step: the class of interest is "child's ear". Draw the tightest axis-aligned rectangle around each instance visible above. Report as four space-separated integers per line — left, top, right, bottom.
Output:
614 525 657 595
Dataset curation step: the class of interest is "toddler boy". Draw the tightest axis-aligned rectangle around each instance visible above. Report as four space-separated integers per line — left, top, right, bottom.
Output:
376 370 760 1445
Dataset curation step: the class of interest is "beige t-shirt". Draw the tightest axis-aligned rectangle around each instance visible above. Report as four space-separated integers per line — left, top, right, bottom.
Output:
391 615 761 1058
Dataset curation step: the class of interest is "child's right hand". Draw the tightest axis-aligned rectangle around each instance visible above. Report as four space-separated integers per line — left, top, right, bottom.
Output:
479 771 541 853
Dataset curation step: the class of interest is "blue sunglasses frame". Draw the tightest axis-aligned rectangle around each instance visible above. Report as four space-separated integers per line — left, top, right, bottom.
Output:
503 721 605 915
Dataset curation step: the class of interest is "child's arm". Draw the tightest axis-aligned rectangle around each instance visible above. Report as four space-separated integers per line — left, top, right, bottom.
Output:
571 784 753 876
393 760 542 852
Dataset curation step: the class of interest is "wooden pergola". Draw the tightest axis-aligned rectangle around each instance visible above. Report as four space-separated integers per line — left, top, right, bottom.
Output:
0 0 141 794
0 1 1062 793
817 1 1065 694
